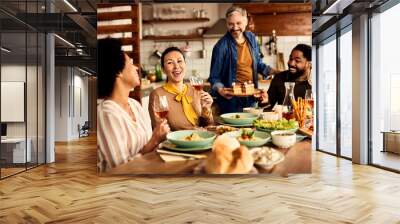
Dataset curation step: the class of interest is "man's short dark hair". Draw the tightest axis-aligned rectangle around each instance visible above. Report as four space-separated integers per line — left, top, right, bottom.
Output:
97 38 125 98
292 44 312 61
160 46 185 68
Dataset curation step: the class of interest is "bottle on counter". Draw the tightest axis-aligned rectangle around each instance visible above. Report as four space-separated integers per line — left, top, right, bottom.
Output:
282 82 295 120
155 63 162 82
140 65 148 78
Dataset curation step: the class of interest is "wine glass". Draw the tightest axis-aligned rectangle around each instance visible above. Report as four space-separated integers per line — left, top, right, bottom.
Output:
305 89 314 109
190 76 204 92
304 89 314 130
155 95 169 119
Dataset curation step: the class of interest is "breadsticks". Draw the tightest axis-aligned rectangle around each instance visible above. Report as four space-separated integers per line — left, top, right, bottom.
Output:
291 97 307 128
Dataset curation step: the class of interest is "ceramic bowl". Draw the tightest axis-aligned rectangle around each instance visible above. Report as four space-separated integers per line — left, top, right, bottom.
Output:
220 113 258 125
271 130 296 148
167 130 216 148
223 130 271 148
261 112 280 121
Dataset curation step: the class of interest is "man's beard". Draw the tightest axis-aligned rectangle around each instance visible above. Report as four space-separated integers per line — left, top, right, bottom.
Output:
288 67 304 80
230 28 243 36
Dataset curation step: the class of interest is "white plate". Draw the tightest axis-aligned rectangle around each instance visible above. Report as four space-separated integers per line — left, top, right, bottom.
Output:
160 140 212 152
250 147 285 169
256 127 298 133
217 119 253 127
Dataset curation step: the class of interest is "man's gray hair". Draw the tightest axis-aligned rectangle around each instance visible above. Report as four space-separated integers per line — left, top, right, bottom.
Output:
225 6 247 18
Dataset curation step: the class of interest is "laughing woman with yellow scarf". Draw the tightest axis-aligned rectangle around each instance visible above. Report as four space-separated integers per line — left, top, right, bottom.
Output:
149 47 214 131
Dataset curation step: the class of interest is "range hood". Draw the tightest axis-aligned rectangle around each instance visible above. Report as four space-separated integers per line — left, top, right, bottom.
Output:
203 18 227 38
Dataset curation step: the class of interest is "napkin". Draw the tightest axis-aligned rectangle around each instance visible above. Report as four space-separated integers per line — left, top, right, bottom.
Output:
157 149 207 162
159 154 196 162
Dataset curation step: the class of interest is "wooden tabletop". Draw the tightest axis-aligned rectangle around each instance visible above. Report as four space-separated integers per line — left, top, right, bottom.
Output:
106 140 311 177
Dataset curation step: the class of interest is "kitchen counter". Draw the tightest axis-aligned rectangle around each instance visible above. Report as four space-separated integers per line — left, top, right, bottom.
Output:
140 80 211 97
140 81 165 98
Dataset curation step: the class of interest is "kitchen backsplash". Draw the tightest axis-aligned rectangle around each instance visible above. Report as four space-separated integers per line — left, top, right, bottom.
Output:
140 35 311 80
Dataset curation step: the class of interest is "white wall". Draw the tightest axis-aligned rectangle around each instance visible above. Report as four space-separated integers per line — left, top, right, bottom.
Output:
54 67 89 141
1 64 45 163
141 3 225 34
1 65 32 137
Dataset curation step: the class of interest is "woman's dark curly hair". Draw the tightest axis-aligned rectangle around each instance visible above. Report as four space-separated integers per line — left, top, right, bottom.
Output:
160 46 185 68
97 38 126 98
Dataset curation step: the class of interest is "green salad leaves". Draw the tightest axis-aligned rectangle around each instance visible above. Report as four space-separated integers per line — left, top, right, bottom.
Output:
253 119 299 131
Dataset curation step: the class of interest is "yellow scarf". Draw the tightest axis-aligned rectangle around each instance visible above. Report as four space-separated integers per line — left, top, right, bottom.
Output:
163 83 198 126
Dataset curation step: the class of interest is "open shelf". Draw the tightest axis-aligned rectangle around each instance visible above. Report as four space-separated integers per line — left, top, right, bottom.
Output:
142 18 210 24
142 34 203 41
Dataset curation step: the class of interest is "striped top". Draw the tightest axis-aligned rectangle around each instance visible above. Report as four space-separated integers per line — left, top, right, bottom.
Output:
97 98 152 172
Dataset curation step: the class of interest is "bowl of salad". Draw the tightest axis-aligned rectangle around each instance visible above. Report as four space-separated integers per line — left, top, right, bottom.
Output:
253 118 299 133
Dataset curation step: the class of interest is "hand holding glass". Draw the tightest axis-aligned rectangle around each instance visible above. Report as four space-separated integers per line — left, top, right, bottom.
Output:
190 76 204 91
155 95 169 119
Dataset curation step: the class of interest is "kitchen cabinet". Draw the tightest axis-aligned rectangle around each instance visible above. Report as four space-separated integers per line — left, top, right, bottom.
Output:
97 3 140 64
143 18 210 24
234 3 312 36
143 34 203 41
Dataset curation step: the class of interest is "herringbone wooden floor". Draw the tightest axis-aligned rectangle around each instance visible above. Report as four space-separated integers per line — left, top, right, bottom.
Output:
1 134 399 224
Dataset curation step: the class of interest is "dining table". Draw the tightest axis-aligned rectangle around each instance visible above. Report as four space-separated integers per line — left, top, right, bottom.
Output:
105 131 311 177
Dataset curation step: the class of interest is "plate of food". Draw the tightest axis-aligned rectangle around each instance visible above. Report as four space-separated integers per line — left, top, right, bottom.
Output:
223 128 271 147
166 130 216 148
220 112 258 125
216 119 254 127
253 118 299 133
215 125 238 135
160 140 212 152
223 87 261 97
251 147 285 169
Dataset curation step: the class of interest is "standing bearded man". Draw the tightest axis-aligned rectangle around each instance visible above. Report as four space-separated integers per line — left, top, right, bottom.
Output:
208 6 275 114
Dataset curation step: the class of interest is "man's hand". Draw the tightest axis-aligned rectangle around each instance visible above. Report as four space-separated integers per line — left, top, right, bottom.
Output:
217 87 234 100
259 90 268 103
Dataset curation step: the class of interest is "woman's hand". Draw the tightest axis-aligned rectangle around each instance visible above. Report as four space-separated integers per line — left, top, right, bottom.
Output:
200 91 213 109
152 119 170 143
141 119 170 154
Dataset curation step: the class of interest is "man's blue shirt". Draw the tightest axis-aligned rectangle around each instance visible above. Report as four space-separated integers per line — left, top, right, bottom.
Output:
208 31 272 113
